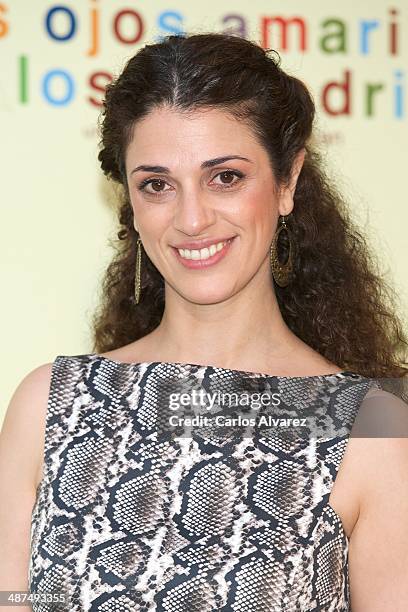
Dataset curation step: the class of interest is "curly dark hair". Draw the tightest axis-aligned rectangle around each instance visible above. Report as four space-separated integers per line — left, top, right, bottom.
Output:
92 31 408 380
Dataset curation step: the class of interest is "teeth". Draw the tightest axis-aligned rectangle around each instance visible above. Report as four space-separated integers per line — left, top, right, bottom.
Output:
178 240 229 260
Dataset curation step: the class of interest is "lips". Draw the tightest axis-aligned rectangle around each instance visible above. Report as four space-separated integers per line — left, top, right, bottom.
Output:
172 236 237 250
172 236 236 268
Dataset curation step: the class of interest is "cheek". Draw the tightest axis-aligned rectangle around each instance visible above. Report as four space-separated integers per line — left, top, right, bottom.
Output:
230 192 275 226
131 197 172 231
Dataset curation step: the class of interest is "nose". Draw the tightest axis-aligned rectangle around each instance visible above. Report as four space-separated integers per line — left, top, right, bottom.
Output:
172 189 217 236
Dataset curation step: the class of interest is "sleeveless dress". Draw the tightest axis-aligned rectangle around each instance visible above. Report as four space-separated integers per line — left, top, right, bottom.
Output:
28 354 382 611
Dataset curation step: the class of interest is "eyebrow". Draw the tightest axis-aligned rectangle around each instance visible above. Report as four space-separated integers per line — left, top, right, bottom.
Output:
129 155 252 176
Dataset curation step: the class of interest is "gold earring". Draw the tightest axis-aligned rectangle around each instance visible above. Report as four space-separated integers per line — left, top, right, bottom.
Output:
270 215 294 287
134 237 142 304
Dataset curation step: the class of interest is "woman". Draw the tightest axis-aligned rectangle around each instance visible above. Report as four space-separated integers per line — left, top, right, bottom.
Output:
1 32 408 611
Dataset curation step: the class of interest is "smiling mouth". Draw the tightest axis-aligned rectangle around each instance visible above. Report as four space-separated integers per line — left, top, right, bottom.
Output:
176 238 234 259
172 237 236 267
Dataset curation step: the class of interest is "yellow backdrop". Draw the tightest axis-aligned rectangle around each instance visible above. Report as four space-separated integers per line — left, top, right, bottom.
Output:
1 0 407 423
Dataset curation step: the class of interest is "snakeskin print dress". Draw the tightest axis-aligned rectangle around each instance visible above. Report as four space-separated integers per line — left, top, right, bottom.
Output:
28 354 381 611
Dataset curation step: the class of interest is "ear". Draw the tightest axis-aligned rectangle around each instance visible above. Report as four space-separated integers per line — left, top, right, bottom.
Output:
278 147 306 216
131 206 139 234
288 147 306 196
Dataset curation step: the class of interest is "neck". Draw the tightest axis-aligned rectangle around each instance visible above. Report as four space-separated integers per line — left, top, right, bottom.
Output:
145 273 300 372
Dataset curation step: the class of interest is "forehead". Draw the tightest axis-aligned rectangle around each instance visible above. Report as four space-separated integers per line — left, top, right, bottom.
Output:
126 106 263 165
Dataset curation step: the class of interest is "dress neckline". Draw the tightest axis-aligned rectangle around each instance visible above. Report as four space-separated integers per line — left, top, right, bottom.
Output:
85 353 360 381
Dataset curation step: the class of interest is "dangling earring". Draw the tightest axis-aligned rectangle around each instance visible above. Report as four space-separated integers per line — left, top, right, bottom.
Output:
134 237 142 304
270 215 294 287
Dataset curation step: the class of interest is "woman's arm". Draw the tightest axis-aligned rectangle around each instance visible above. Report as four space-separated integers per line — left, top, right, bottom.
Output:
0 363 52 611
349 390 408 611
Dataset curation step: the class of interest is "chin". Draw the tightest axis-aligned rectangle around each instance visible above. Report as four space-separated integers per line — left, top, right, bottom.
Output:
181 288 235 305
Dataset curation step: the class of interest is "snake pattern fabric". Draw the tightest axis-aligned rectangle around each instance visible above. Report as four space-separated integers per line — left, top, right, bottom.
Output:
28 354 381 611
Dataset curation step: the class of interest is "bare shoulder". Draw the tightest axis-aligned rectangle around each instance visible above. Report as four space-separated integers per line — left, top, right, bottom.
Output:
347 388 408 500
358 387 408 483
0 362 54 592
348 389 408 609
0 361 54 490
329 387 408 539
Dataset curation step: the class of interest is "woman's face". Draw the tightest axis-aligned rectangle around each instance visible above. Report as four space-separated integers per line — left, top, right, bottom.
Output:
125 105 303 304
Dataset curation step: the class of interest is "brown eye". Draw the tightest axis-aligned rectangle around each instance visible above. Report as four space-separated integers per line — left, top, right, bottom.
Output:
212 170 244 188
149 179 165 192
138 177 170 197
219 171 235 184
